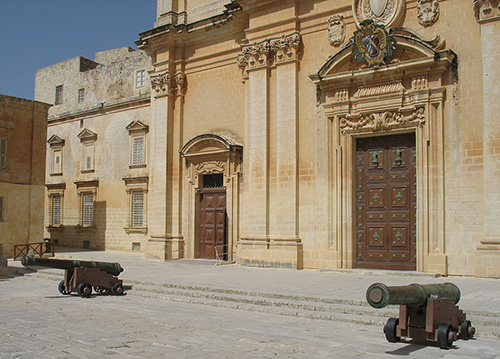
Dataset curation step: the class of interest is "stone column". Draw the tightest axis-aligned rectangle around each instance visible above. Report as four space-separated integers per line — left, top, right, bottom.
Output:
146 70 176 260
474 1 500 277
269 33 302 268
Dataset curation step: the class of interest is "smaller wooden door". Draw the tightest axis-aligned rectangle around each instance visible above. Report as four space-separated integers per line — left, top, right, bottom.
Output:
199 188 227 259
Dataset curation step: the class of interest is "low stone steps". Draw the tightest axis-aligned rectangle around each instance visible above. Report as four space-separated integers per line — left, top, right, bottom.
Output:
18 268 500 340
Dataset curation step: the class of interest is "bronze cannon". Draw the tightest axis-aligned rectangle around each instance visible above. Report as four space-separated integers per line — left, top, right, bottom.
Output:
366 283 475 349
21 256 125 297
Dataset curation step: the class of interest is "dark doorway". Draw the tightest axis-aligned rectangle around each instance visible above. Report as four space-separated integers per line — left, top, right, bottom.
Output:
355 133 416 270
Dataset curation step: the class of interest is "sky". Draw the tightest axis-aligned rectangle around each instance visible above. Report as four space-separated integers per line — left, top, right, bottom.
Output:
0 0 157 100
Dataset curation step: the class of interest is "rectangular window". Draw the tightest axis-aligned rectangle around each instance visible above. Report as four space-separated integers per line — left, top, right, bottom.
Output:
132 191 144 227
0 196 4 222
52 148 62 174
132 137 144 165
82 193 94 226
136 70 145 88
52 194 62 226
78 88 85 103
55 85 64 105
0 138 7 168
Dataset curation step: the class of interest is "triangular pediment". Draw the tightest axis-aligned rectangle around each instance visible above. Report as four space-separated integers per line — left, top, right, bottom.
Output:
47 134 65 146
310 28 452 83
126 120 149 133
77 128 97 142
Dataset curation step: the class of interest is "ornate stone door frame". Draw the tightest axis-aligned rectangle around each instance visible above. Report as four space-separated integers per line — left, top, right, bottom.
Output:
180 133 242 261
311 29 456 274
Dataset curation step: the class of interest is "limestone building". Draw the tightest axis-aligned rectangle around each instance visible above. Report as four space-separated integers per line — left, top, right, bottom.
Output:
36 48 152 252
0 95 50 258
38 0 500 278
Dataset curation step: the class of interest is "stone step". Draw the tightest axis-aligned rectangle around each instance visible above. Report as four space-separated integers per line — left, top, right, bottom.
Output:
20 269 500 340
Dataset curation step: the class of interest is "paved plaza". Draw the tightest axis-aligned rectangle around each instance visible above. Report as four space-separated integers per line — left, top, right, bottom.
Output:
1 249 500 358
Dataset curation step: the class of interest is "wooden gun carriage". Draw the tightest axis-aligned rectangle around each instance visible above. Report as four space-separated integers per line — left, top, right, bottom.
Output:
22 256 125 298
366 283 475 349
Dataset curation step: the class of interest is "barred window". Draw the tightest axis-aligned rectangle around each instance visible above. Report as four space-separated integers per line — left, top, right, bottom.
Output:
82 193 94 226
132 191 144 227
0 196 4 222
78 88 85 103
52 194 62 226
55 85 63 105
0 138 7 168
136 70 145 88
132 137 144 165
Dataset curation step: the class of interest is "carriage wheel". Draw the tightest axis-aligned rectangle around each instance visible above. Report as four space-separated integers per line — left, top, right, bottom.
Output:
384 317 400 343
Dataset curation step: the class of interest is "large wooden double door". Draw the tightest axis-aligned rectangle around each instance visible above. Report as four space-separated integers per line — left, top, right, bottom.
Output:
356 133 416 270
199 188 227 259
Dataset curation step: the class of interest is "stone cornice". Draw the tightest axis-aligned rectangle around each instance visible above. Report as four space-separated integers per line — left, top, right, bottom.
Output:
47 94 150 125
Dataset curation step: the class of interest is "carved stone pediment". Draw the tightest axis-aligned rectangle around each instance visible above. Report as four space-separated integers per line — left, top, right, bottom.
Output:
77 128 97 143
126 120 149 134
339 108 425 135
47 134 65 147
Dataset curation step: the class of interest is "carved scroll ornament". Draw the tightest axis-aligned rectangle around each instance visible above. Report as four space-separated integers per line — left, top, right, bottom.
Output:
417 0 440 27
339 108 425 135
237 32 301 80
327 15 346 47
151 71 185 97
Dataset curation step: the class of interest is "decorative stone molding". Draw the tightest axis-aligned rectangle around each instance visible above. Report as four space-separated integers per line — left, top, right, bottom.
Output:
238 32 301 80
328 15 346 47
339 107 425 135
411 76 429 90
195 160 226 175
77 128 97 143
150 70 185 97
353 0 406 28
417 0 440 27
353 82 405 98
47 134 65 148
474 0 500 22
335 88 349 102
269 33 301 64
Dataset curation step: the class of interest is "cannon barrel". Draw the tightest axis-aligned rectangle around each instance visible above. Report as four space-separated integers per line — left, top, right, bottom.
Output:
366 282 461 309
21 256 124 277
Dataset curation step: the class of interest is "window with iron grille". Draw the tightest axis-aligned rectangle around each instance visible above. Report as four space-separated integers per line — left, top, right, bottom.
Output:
0 196 4 222
203 174 224 188
78 88 85 103
132 191 144 227
55 85 64 105
132 136 144 165
82 193 94 226
0 138 7 168
52 194 62 226
136 70 145 88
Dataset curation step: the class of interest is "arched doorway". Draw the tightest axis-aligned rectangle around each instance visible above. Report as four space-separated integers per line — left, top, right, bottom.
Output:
180 133 242 261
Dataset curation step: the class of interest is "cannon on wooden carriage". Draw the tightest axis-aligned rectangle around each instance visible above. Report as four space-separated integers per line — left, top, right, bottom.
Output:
21 256 125 298
366 282 475 349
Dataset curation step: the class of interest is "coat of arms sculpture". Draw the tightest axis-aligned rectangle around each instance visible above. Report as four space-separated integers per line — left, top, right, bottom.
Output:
353 19 393 67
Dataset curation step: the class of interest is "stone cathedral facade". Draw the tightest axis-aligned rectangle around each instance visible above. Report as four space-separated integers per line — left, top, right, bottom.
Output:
37 0 500 278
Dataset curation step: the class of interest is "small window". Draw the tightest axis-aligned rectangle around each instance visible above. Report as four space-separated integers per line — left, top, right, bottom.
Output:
51 194 62 226
132 137 145 165
0 196 4 222
136 70 145 88
0 138 7 169
132 191 144 227
203 174 224 189
55 85 64 105
82 193 94 226
78 88 85 103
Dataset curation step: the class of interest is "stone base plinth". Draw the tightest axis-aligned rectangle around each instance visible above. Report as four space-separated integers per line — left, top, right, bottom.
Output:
475 238 500 277
236 236 303 269
0 255 8 276
146 236 184 261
